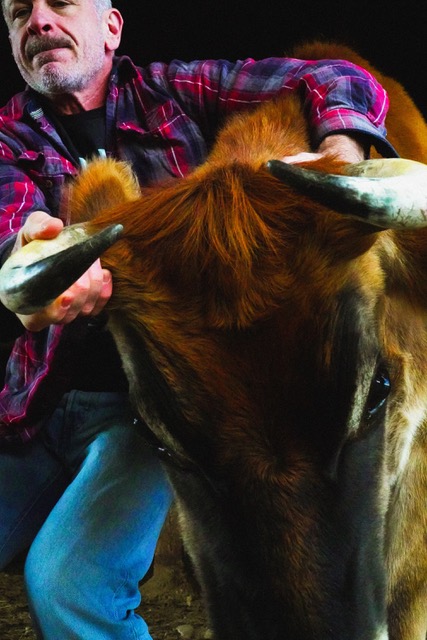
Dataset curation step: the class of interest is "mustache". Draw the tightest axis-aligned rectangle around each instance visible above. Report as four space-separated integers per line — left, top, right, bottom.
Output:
26 36 72 60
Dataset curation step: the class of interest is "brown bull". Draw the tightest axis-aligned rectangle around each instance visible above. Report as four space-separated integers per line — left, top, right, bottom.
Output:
1 44 427 640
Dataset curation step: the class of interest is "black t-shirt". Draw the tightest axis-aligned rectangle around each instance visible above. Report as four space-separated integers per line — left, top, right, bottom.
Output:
55 106 107 164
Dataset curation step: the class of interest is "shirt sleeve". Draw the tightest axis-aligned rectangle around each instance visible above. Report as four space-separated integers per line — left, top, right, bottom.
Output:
153 56 396 157
0 141 51 258
0 137 52 341
294 61 394 156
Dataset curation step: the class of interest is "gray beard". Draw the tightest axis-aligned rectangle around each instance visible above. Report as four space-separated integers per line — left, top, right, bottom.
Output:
26 68 89 95
16 42 106 97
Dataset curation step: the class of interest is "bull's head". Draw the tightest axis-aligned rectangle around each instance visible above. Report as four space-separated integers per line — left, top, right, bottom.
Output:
1 97 427 640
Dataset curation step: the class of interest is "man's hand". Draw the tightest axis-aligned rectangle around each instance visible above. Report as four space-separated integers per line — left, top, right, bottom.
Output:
281 133 369 165
11 212 113 332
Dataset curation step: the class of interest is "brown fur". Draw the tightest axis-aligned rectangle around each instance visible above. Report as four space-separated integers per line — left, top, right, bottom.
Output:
66 44 427 639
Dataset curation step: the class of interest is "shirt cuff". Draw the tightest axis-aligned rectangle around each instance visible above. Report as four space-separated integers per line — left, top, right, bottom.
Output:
313 110 399 158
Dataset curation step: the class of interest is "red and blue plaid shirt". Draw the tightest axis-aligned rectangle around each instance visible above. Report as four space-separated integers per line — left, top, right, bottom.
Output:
0 54 395 445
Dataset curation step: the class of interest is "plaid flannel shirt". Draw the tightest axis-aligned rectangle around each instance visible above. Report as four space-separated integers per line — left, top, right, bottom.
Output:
0 54 396 445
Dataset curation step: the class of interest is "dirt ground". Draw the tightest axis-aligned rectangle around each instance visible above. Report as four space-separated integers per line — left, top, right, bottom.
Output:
0 510 211 640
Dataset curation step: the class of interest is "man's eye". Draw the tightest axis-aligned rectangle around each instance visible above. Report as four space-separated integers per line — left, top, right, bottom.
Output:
12 7 31 20
11 1 69 21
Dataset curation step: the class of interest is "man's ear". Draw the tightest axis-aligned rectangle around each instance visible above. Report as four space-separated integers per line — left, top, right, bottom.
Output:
104 8 123 53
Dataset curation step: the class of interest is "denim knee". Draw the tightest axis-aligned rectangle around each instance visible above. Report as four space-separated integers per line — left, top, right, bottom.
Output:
24 534 153 639
24 535 73 635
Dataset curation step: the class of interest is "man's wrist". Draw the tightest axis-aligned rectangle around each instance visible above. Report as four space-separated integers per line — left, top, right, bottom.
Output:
317 133 370 163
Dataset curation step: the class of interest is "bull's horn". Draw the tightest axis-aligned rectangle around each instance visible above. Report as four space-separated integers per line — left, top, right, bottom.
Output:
266 158 427 229
0 223 123 315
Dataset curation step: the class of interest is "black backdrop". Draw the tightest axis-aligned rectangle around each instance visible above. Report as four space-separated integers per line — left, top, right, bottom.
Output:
0 1 425 117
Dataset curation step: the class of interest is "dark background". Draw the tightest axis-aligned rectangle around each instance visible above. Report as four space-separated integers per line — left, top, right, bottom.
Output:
0 0 425 117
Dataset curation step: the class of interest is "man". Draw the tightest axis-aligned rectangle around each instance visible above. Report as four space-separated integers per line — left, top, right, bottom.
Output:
0 1 396 638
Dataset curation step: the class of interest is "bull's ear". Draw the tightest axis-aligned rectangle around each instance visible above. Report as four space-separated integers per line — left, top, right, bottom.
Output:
266 158 427 229
71 157 141 223
0 223 123 315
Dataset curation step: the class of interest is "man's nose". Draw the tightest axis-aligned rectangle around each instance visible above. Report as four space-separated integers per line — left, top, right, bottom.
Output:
26 5 54 36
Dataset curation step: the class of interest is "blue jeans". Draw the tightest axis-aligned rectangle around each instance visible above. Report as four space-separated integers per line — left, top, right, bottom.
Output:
0 391 173 639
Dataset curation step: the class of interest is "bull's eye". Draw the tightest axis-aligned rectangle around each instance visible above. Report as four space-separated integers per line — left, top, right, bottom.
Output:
366 368 391 418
